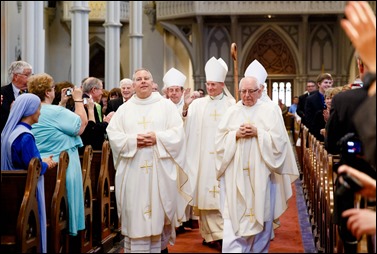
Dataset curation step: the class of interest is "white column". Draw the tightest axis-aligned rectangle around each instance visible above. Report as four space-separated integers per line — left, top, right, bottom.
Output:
104 1 122 90
22 1 45 73
70 1 90 87
129 1 143 75
1 1 7 85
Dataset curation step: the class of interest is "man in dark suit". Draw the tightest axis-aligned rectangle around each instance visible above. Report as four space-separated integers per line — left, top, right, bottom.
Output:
296 80 317 127
325 56 374 254
304 73 333 136
105 78 134 115
325 57 368 155
1 61 33 132
79 77 112 153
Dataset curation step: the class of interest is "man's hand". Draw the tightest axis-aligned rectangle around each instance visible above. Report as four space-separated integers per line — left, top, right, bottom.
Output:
236 123 258 140
137 132 157 148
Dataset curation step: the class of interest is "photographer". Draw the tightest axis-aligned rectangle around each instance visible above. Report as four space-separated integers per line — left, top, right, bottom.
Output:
338 1 376 253
338 165 376 240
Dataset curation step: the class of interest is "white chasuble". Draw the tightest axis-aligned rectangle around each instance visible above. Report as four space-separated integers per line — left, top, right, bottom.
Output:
106 92 191 243
184 94 235 210
215 100 293 236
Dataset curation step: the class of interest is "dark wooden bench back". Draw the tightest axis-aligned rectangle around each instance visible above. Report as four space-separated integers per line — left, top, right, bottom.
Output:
44 151 69 253
1 158 41 253
80 145 93 252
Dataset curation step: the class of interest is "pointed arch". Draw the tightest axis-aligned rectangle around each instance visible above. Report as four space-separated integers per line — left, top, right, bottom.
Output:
241 25 299 76
309 24 334 72
205 25 231 73
89 36 105 83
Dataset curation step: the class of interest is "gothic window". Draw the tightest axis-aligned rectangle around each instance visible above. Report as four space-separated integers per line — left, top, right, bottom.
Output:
245 29 296 106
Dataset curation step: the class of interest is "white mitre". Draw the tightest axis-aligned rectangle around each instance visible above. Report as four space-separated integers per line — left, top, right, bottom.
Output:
205 56 228 82
244 59 268 85
163 67 187 88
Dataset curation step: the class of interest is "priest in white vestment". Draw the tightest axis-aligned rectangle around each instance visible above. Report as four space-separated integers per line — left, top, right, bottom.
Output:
215 75 299 253
183 57 235 249
163 67 186 115
107 68 191 253
244 60 300 252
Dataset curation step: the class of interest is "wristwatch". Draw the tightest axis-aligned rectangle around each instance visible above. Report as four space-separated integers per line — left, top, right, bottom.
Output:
362 71 376 89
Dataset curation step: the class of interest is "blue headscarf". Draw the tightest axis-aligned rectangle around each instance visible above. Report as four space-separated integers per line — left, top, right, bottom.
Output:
1 93 41 169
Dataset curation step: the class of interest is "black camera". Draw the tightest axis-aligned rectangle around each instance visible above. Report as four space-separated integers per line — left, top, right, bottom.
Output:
334 173 364 243
66 88 73 96
333 133 375 178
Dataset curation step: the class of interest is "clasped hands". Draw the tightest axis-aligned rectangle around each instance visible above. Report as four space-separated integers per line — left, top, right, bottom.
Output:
137 132 157 148
43 155 58 169
236 123 257 140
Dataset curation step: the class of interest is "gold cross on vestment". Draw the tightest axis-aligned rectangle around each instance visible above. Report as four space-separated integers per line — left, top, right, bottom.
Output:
209 185 219 198
140 160 153 174
245 208 255 222
138 116 152 130
243 161 250 176
144 208 152 218
210 109 221 121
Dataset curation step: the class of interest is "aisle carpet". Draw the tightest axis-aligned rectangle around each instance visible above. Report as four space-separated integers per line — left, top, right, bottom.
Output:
108 135 317 253
109 180 316 253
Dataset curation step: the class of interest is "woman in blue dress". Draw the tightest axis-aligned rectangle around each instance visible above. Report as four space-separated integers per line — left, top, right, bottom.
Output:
27 73 88 238
1 93 57 253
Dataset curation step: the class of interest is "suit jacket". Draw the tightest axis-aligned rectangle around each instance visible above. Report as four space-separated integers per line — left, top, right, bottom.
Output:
79 94 108 154
297 93 309 125
105 97 124 115
325 88 368 155
1 83 16 132
304 91 325 134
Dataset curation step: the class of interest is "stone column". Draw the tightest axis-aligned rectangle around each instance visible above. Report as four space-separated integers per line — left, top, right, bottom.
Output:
70 1 90 86
22 1 45 73
104 1 122 90
129 1 143 75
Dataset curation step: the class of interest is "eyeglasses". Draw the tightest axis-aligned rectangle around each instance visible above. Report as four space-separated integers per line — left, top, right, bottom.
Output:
240 88 259 95
16 73 32 78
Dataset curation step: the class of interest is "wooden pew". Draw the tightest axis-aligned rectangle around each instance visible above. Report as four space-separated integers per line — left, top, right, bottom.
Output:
1 158 41 253
108 148 121 234
80 145 93 252
44 151 69 253
323 152 342 253
85 140 113 252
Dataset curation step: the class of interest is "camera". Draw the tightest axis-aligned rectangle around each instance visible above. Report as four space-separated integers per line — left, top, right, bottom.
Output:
66 88 73 96
334 173 364 243
333 133 375 178
332 132 372 244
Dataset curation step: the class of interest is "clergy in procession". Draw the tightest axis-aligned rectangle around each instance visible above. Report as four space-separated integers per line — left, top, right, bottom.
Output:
243 60 300 251
106 68 192 253
163 67 187 115
183 56 235 250
215 68 298 252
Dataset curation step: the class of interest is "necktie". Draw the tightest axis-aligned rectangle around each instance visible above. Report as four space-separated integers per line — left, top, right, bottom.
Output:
95 103 102 122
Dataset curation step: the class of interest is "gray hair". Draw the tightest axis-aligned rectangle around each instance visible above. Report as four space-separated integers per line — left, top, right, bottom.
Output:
82 77 103 93
119 78 133 87
8 61 33 81
132 68 153 82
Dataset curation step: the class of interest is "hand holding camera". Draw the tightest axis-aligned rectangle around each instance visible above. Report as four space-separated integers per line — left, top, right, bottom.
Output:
338 165 376 199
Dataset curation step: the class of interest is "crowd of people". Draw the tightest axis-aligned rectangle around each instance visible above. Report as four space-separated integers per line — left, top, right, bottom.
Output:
1 1 375 253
